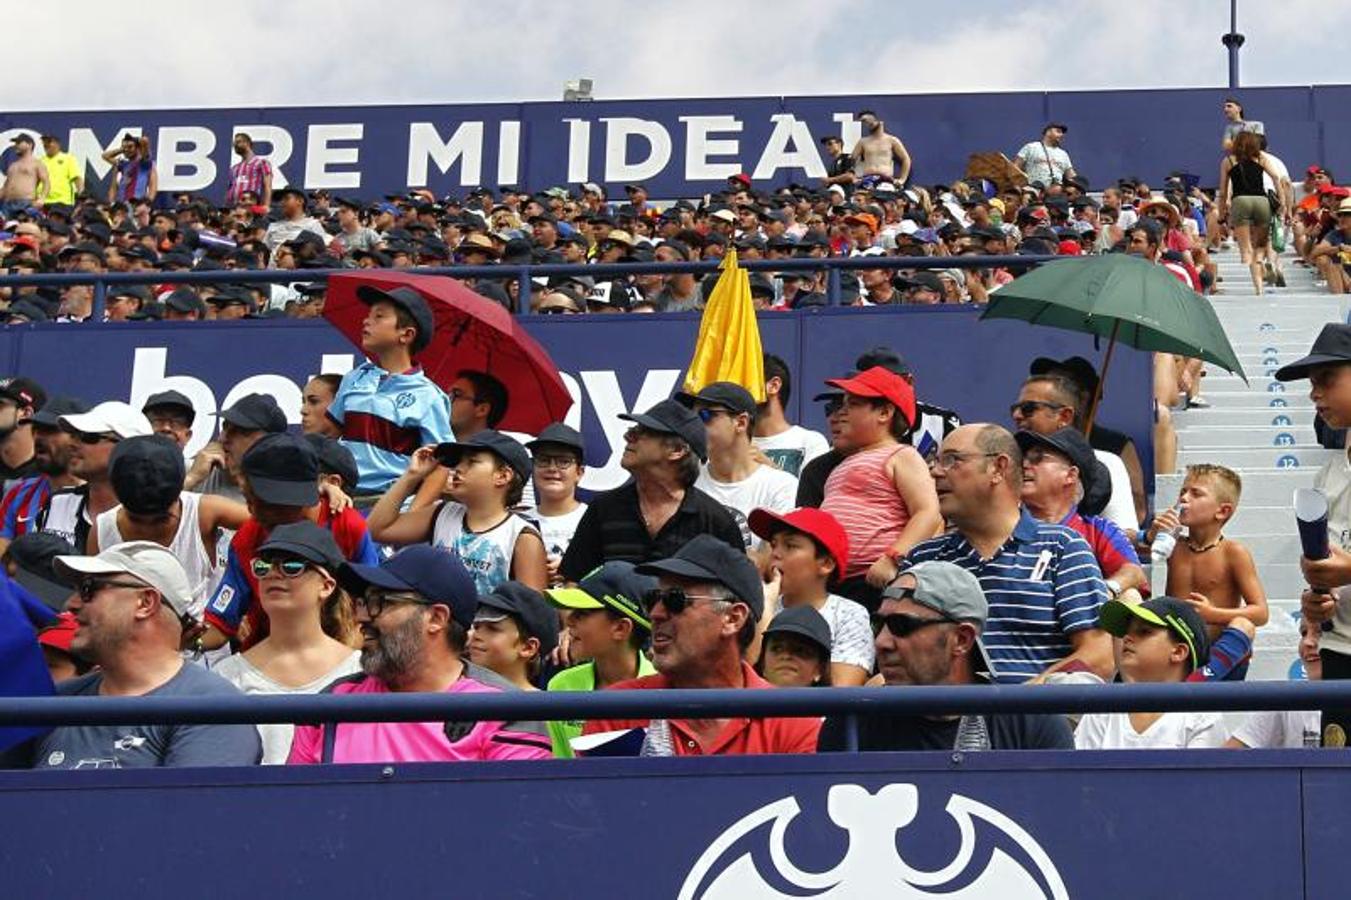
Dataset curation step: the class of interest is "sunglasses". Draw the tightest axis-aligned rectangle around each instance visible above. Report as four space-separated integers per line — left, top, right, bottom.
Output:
1010 400 1064 418
871 610 958 638
251 557 312 579
77 431 119 445
640 587 728 617
696 407 736 423
77 578 147 603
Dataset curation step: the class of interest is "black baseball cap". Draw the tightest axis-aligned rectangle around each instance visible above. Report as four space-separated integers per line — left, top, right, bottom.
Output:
164 287 208 316
636 534 765 620
241 433 319 507
355 284 435 355
303 433 360 492
1275 323 1351 382
1013 427 1109 513
675 381 758 422
1099 596 1210 673
7 531 76 611
0 376 45 411
475 582 560 657
142 389 196 426
257 520 344 571
109 435 186 515
1030 355 1099 397
220 392 287 433
526 422 585 461
900 271 944 293
434 429 532 482
108 285 150 303
339 544 478 628
274 185 306 203
1 300 50 324
763 605 832 656
31 396 88 429
619 398 708 462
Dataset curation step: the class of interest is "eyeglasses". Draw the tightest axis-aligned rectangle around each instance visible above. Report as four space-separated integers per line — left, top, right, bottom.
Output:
77 431 119 445
871 609 958 638
641 587 728 617
251 557 312 579
1009 400 1065 418
533 455 578 471
355 588 424 619
77 578 148 603
931 450 1000 471
448 388 480 404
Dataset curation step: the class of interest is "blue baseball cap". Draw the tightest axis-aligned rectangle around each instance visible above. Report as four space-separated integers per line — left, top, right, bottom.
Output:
338 545 478 628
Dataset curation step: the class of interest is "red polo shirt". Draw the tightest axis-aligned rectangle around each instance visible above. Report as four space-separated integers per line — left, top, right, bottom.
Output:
581 662 820 756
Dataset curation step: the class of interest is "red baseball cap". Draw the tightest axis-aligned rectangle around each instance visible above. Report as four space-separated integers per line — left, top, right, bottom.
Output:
1057 240 1082 256
824 365 916 428
748 507 849 578
38 612 77 654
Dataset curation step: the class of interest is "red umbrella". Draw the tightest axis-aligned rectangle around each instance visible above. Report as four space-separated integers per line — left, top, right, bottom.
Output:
324 270 572 433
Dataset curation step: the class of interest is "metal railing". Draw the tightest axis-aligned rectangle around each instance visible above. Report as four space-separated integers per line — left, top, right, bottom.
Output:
0 680 1334 754
0 253 1058 320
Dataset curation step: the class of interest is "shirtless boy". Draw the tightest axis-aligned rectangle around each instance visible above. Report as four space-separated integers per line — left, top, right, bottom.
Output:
850 110 911 186
1150 464 1268 646
0 135 49 215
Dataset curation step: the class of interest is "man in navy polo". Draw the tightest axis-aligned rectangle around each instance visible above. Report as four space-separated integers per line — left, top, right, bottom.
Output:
904 424 1112 684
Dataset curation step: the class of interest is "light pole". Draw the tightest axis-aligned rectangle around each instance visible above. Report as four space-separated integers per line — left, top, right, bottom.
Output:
1221 0 1244 90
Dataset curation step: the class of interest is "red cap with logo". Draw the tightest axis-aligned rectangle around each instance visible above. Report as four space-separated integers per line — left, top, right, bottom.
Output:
748 507 850 578
824 365 917 429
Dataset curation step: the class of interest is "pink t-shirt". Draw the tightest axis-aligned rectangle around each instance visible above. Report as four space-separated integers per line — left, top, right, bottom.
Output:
821 444 915 580
286 668 552 764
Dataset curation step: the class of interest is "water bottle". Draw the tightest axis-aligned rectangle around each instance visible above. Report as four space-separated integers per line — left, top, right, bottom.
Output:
1150 506 1183 565
953 715 992 752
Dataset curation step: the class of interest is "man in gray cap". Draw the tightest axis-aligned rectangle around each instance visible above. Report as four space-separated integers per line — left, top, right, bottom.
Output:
818 561 1073 752
30 542 261 768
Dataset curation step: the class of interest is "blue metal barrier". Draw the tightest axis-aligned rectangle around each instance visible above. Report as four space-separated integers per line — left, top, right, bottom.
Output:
0 252 1058 319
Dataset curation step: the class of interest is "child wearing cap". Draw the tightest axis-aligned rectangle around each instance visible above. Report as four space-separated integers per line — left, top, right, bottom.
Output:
1146 464 1267 662
523 423 588 585
326 284 452 497
750 506 874 686
758 606 833 688
469 582 559 692
367 431 548 594
1075 597 1228 749
543 561 658 757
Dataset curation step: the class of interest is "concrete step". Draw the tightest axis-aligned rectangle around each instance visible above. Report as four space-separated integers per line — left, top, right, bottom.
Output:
1190 392 1311 409
1201 377 1294 393
1173 428 1315 449
1219 504 1312 537
1175 447 1335 469
1172 408 1314 428
1155 469 1316 506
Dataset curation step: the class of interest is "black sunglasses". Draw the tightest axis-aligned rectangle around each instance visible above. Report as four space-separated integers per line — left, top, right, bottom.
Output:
1010 400 1064 418
871 610 958 638
77 431 119 445
641 587 728 617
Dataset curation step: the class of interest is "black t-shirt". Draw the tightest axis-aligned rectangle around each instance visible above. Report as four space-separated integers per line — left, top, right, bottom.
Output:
828 154 852 180
559 480 744 582
817 709 1073 752
796 448 844 508
1088 423 1131 458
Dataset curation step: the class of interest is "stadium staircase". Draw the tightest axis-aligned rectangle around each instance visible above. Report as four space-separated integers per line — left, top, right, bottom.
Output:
1153 248 1345 679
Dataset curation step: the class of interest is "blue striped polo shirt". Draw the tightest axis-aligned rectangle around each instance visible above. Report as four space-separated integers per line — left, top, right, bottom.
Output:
328 362 453 494
906 509 1107 683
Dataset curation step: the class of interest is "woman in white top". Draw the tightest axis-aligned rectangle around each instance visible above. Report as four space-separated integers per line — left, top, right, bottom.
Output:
213 521 360 764
93 435 249 617
749 506 874 686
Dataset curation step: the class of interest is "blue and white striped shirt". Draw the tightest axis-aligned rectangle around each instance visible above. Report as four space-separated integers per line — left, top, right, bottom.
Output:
906 510 1107 684
328 362 453 494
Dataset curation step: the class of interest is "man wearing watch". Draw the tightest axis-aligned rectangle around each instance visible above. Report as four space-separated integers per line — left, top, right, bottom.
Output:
905 424 1113 684
1017 428 1148 604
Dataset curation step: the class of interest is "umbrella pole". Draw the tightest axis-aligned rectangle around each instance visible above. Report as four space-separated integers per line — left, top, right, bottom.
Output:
1084 320 1121 438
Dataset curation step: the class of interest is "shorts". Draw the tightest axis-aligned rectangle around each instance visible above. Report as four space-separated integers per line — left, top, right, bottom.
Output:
1230 195 1272 229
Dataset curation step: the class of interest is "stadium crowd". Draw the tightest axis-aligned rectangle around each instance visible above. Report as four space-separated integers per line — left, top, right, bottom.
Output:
0 100 1339 768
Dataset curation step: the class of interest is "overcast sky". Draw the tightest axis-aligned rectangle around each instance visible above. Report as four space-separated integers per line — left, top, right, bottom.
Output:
9 1 1348 110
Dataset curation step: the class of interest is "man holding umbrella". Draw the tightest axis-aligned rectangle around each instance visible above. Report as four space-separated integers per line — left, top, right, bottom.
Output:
326 285 452 497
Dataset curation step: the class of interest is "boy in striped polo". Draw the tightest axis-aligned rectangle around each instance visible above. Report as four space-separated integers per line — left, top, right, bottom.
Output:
327 284 452 497
905 424 1111 684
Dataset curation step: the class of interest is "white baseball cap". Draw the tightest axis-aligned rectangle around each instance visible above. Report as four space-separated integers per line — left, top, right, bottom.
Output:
55 540 195 620
59 401 153 440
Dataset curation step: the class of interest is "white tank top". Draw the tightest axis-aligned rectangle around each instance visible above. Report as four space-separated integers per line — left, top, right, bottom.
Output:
96 491 219 618
430 501 538 594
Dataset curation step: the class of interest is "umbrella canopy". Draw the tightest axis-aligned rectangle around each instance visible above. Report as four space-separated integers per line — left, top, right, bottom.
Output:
324 271 572 434
683 249 766 402
980 253 1246 380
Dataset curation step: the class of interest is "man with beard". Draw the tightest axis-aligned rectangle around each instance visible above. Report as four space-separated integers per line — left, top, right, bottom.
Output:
287 545 552 763
0 397 87 556
0 377 46 490
850 110 911 186
1014 123 1076 188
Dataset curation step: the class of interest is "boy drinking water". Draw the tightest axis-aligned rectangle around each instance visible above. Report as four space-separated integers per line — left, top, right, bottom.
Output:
1147 464 1268 649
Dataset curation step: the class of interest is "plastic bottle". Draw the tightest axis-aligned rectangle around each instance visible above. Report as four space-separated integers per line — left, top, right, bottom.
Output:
1150 505 1183 565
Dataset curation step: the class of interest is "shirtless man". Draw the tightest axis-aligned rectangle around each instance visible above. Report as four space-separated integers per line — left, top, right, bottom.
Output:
850 110 911 186
1148 464 1268 642
0 135 49 215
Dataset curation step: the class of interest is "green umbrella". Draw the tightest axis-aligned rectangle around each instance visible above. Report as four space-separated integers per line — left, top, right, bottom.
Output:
979 253 1246 430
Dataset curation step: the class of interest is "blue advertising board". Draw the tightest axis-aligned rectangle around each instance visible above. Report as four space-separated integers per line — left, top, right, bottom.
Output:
0 750 1324 897
0 84 1341 201
5 305 1153 492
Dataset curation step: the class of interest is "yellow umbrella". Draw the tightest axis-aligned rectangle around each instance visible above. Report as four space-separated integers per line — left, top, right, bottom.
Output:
682 248 766 402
